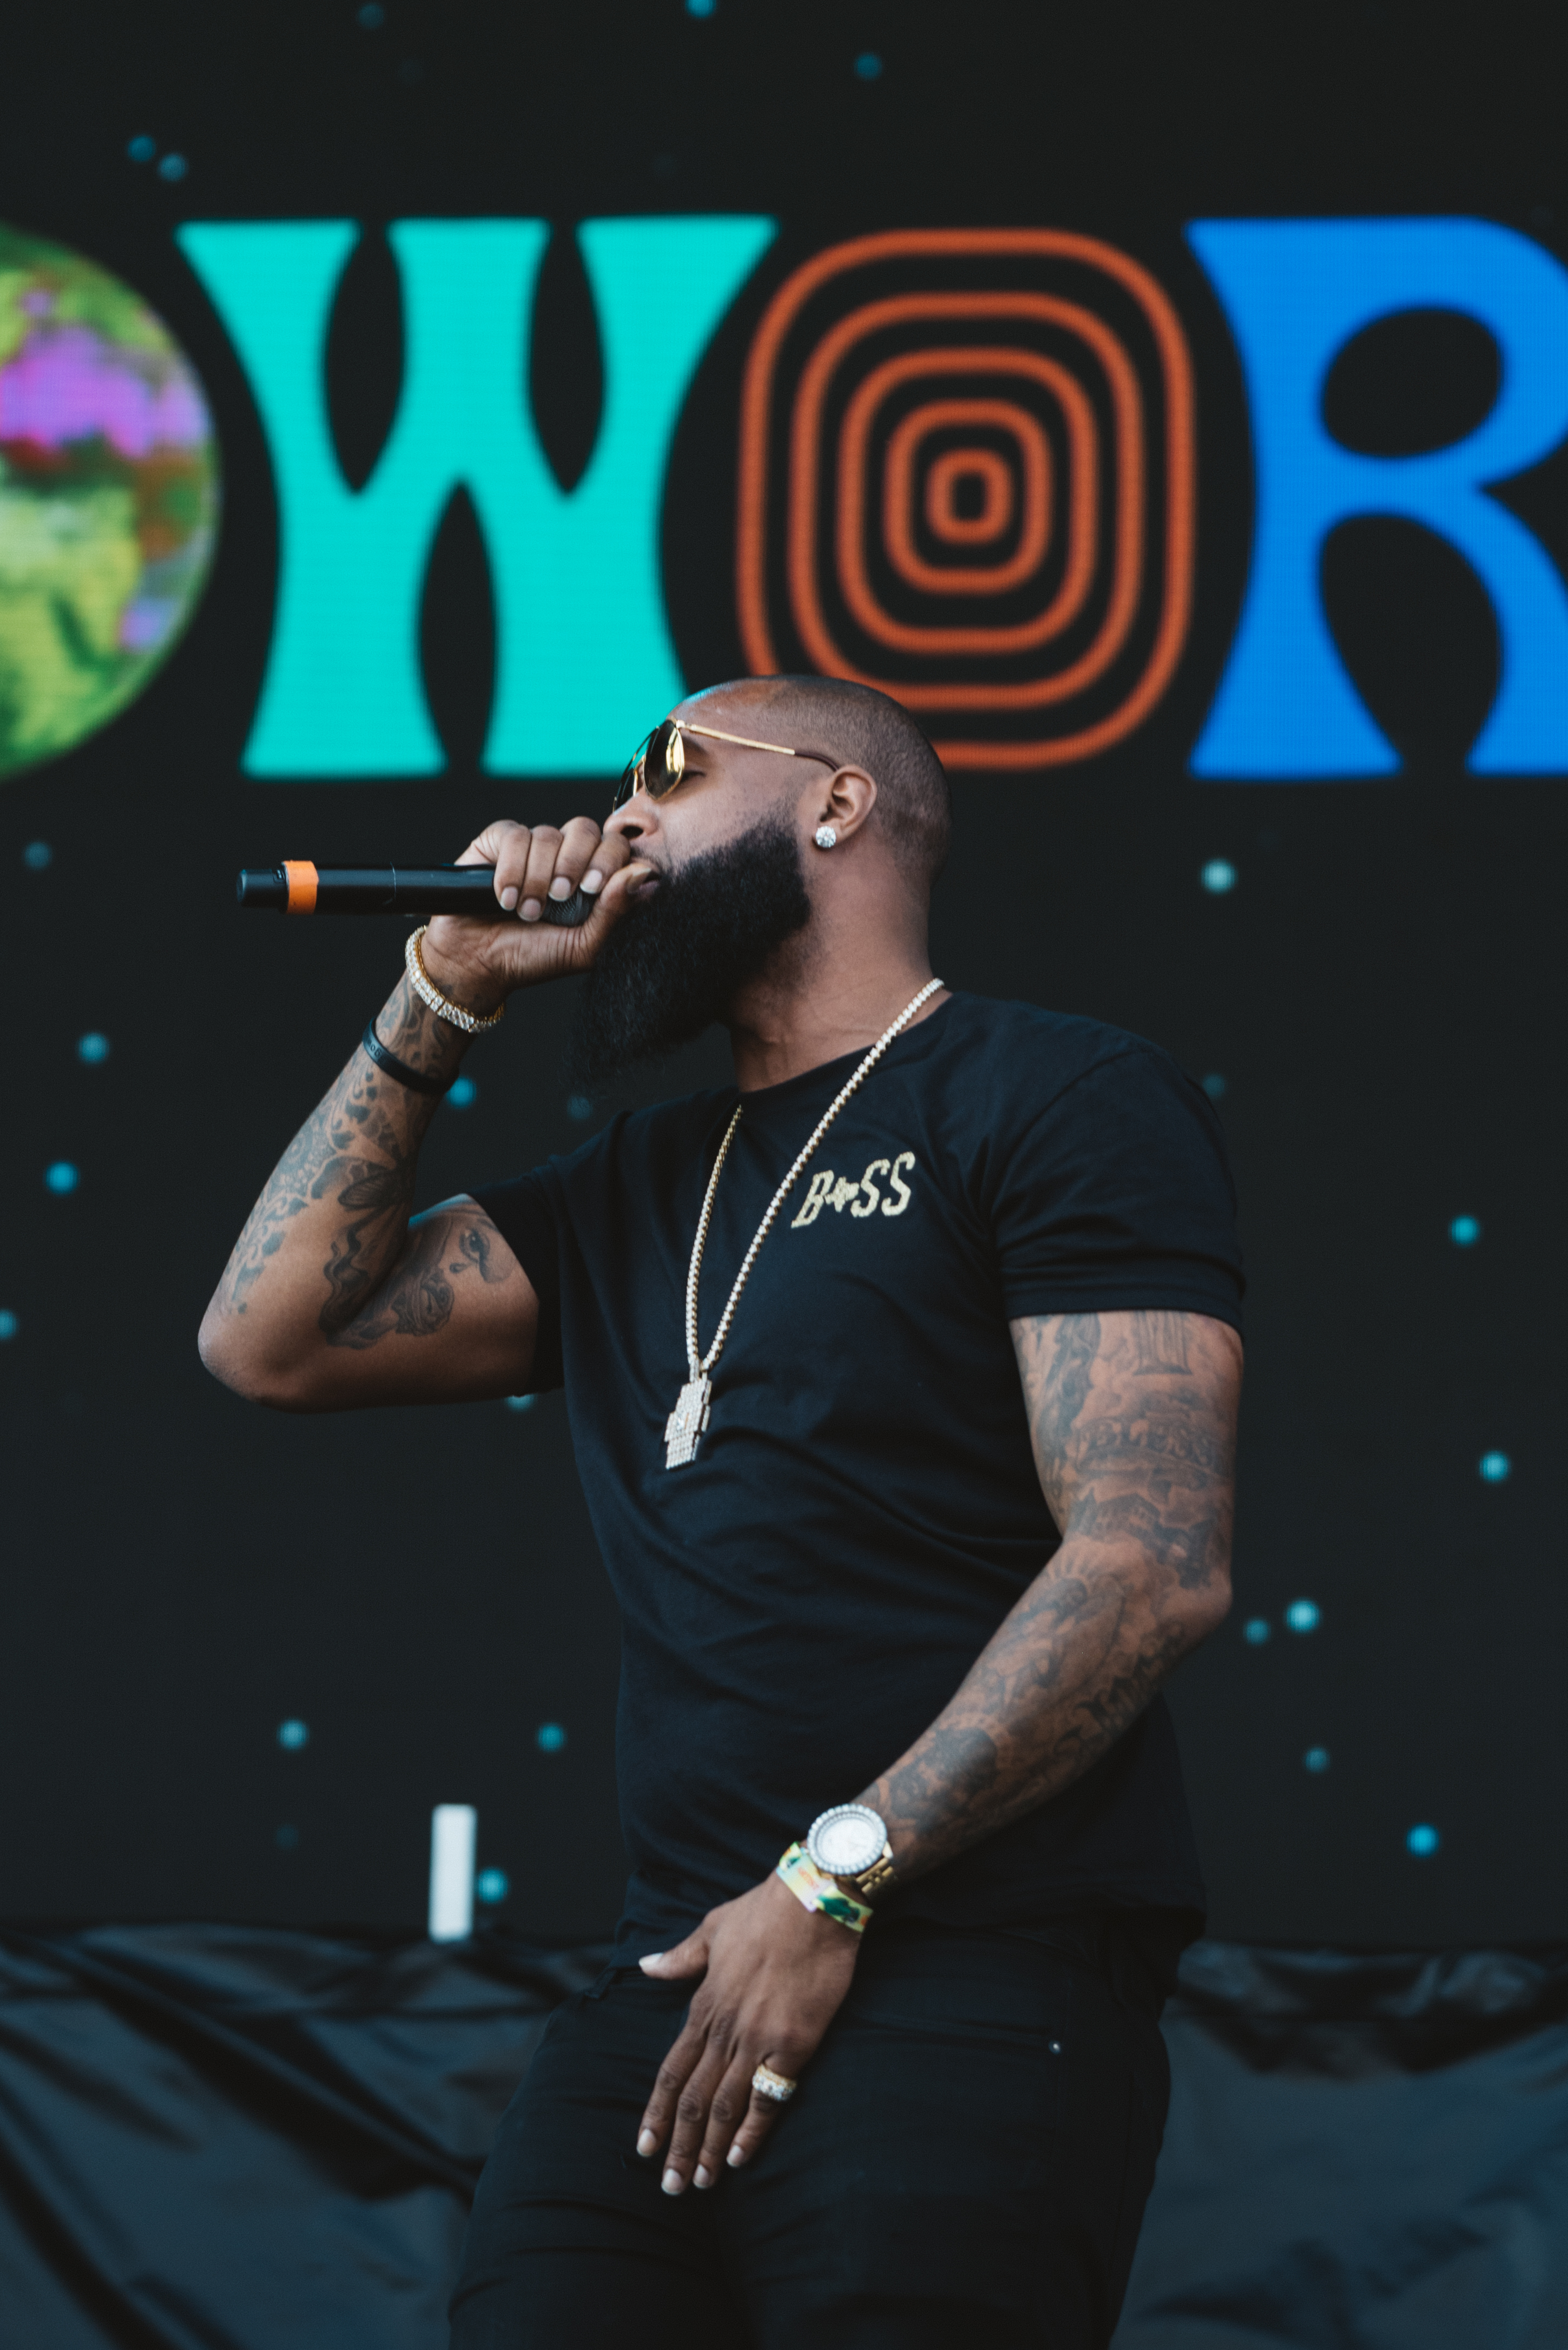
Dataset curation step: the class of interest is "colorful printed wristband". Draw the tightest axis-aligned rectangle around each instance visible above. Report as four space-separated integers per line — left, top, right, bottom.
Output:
776 1841 873 1934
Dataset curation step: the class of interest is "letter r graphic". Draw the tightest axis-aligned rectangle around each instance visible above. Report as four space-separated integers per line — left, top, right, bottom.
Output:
1188 218 1568 776
177 216 774 775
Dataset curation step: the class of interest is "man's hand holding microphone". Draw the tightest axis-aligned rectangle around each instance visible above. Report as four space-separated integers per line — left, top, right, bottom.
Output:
417 816 657 1013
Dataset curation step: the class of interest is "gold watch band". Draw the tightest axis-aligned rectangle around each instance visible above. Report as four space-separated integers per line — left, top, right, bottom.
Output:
839 1841 898 1901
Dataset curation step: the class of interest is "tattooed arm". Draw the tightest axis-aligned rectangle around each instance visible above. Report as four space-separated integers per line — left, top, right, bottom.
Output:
630 1306 1240 2193
856 1308 1241 1874
197 965 536 1410
198 813 653 1412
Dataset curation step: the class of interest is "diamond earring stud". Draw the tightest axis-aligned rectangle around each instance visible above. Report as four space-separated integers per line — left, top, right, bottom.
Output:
814 826 838 849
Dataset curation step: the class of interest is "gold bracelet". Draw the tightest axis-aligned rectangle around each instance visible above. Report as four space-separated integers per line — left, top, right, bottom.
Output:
404 925 505 1036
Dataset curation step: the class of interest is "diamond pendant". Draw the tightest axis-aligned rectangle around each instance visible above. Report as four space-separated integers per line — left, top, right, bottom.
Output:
664 1374 712 1470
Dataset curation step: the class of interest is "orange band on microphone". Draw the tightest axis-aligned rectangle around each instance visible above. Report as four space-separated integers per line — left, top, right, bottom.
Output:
282 860 319 914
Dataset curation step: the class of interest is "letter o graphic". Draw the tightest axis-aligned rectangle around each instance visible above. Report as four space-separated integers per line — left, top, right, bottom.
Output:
884 398 1054 598
923 446 1016 546
737 230 1195 771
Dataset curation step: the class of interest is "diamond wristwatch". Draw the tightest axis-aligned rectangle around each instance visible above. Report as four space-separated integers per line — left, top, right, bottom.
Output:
804 1803 898 1901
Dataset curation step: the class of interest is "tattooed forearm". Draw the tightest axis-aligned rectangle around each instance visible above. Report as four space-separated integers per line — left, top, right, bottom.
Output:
317 1154 421 1335
200 967 537 1411
217 975 460 1321
857 1308 1242 1884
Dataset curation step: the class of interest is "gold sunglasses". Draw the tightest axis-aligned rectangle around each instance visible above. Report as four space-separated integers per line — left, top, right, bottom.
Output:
612 718 841 814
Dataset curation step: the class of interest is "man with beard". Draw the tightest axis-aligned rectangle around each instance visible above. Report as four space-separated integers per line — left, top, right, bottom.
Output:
200 674 1244 2350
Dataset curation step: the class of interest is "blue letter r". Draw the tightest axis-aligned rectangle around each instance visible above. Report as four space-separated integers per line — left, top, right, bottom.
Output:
1189 218 1568 777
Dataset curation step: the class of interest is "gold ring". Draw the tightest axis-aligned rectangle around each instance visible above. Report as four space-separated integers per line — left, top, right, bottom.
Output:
751 2063 798 2104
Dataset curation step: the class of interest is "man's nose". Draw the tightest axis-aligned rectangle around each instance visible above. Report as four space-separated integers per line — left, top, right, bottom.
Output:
606 799 654 846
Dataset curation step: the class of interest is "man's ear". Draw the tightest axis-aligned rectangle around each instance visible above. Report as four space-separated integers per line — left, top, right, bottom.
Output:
812 766 878 842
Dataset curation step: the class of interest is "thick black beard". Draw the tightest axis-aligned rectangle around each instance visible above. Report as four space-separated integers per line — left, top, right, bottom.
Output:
569 812 812 1091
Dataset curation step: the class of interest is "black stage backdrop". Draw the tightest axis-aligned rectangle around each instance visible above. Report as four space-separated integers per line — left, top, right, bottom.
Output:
2 0 1566 2028
3 0 1565 1951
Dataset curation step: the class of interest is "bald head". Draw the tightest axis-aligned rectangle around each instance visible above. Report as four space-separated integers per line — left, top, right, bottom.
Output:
693 676 952 893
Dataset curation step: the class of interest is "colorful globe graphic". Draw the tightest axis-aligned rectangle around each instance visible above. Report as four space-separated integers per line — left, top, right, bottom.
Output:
0 223 219 778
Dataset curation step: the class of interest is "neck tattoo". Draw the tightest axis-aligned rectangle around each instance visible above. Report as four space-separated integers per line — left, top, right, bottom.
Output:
664 980 944 1469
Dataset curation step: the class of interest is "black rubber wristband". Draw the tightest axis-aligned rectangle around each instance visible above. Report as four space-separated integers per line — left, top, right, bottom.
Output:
360 1018 453 1096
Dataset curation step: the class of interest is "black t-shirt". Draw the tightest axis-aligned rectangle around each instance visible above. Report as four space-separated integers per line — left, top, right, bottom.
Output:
476 991 1244 1960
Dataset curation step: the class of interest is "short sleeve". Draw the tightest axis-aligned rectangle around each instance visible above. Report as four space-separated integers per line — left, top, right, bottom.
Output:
471 1169 566 1391
989 1048 1244 1331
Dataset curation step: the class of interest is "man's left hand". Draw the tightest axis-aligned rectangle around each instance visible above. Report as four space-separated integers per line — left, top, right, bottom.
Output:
636 1871 860 2191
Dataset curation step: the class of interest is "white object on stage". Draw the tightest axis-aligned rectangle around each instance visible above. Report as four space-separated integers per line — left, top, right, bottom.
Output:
428 1803 477 1941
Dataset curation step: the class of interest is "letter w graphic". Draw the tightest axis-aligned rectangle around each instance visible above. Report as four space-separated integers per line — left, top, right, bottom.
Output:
179 218 775 775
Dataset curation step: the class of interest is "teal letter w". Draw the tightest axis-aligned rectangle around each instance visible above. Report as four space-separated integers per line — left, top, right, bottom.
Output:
177 217 775 775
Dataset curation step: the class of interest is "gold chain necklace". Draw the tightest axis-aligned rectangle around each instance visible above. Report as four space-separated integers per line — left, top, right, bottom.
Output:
664 979 944 1469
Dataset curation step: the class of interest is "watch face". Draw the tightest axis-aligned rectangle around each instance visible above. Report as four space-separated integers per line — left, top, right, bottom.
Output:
808 1806 885 1878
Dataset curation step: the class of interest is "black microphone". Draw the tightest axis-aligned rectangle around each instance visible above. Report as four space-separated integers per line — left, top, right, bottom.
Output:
235 862 595 927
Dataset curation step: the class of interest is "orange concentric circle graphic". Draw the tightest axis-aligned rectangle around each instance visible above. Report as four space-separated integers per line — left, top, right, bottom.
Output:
736 230 1196 771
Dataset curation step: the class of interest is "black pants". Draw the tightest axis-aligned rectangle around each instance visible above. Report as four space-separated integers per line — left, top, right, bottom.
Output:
449 1918 1170 2349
